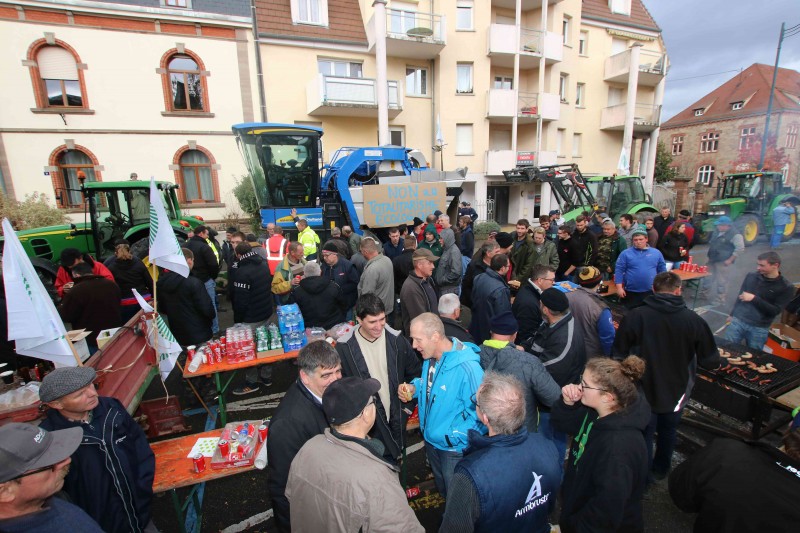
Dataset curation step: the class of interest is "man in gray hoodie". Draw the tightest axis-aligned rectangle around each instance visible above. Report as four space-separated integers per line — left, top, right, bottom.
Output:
435 226 463 295
479 311 560 432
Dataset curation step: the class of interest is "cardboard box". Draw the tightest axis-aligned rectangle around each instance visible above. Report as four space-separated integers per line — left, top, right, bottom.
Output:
96 327 121 350
765 323 800 362
67 330 91 363
256 348 284 360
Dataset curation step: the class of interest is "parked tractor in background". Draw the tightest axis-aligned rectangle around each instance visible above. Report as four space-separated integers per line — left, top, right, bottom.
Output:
584 174 658 221
0 180 203 289
503 163 599 223
232 123 466 239
693 171 799 246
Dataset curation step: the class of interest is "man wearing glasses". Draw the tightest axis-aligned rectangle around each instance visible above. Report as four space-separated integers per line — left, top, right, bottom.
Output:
38 366 156 533
0 423 104 532
512 264 556 347
286 377 423 532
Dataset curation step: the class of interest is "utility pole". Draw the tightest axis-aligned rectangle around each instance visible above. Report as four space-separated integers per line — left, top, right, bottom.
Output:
759 22 799 169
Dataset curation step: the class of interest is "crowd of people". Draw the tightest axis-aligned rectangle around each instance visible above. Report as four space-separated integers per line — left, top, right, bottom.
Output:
3 203 800 533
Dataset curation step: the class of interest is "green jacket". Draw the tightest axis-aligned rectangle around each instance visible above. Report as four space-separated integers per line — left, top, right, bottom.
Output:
529 239 559 272
510 235 536 282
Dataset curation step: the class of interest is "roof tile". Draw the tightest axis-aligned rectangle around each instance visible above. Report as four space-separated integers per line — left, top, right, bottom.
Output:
255 0 367 45
581 0 660 32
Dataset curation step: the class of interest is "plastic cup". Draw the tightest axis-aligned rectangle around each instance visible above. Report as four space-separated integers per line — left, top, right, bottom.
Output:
1 370 14 384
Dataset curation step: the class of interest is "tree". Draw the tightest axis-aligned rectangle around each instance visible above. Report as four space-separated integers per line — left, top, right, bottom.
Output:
232 175 261 230
653 141 679 183
729 134 789 173
0 191 67 230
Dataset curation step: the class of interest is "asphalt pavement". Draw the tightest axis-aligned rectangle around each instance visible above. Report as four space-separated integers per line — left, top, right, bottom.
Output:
145 234 800 532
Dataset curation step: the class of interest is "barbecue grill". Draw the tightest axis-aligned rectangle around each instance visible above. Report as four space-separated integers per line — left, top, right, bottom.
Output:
689 337 800 439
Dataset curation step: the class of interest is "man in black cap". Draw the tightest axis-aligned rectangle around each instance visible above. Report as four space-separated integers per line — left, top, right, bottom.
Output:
458 201 478 225
0 423 104 532
412 217 426 243
38 367 155 533
286 377 423 532
567 266 615 357
478 311 560 432
400 248 440 337
321 241 360 321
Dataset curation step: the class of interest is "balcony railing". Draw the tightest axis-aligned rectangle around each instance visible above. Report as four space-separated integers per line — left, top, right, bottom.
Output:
487 90 560 122
519 28 544 54
605 48 667 86
308 75 402 117
600 103 662 131
386 8 445 41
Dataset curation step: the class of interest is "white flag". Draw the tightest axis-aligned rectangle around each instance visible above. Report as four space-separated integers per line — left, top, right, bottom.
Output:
132 289 181 380
2 218 76 366
148 177 189 278
436 114 445 146
617 146 630 175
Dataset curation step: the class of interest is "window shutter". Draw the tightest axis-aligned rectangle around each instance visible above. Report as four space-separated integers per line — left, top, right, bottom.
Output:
38 47 79 80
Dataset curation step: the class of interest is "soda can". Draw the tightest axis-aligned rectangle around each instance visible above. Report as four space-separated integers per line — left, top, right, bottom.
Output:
205 346 215 366
186 345 196 361
258 423 268 442
405 486 421 499
219 336 226 356
218 439 230 456
192 453 206 473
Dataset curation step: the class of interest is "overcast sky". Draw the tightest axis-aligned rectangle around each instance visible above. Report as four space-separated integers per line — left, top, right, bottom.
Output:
646 0 800 120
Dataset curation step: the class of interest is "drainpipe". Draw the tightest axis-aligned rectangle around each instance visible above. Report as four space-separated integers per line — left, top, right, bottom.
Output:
374 0 389 145
250 0 267 122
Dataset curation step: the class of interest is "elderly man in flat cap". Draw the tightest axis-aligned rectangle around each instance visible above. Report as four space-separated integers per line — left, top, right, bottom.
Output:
38 367 156 533
286 377 423 532
0 423 104 532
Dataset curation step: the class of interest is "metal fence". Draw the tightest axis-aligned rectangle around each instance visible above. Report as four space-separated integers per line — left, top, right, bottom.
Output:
653 183 697 214
473 199 495 223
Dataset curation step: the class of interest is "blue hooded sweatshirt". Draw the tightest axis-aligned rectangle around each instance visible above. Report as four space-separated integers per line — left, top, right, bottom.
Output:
411 338 486 452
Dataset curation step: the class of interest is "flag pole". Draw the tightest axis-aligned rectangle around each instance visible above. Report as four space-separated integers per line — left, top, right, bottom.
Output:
65 336 84 367
150 262 159 360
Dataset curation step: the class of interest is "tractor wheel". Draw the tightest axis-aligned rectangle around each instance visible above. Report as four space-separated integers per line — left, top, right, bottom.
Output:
782 212 797 242
739 214 761 247
694 228 711 245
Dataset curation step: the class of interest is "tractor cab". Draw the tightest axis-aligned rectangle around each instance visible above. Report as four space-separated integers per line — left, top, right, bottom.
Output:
585 175 654 220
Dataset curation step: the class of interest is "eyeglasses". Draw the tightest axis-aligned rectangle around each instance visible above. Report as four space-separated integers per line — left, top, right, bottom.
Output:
470 393 481 409
538 276 556 283
580 375 608 392
11 464 56 481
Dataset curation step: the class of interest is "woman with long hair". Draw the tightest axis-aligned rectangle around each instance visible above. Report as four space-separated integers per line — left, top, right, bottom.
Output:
658 220 689 266
104 240 153 323
552 356 651 532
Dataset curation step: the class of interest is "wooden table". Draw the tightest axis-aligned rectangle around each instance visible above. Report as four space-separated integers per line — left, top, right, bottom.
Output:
152 430 258 533
600 270 709 308
183 350 299 427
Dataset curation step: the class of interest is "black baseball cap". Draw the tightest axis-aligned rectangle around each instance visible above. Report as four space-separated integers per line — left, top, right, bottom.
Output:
322 377 381 425
0 423 82 483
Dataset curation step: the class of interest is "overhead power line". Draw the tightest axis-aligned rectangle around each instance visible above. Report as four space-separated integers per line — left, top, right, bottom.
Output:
666 69 742 83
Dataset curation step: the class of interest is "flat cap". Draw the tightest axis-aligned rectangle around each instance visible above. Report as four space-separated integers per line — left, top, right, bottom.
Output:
39 366 97 403
540 287 569 313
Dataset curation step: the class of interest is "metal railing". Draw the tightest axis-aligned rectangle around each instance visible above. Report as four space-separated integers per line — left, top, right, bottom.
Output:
518 92 539 116
386 8 445 41
607 48 666 75
320 75 401 108
519 28 544 54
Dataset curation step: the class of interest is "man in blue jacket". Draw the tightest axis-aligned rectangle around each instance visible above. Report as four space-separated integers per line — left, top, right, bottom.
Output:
399 313 484 497
614 228 667 309
771 200 795 249
39 367 155 533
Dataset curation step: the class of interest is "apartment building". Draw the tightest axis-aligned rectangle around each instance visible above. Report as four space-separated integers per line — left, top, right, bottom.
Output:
0 0 257 223
255 0 667 223
661 63 800 199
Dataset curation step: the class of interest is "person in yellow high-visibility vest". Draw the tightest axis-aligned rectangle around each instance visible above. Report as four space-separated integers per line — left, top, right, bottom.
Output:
291 208 320 261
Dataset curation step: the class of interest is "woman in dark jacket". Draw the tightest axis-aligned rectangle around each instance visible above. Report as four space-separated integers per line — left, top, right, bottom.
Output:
658 221 689 265
552 356 650 533
104 241 153 322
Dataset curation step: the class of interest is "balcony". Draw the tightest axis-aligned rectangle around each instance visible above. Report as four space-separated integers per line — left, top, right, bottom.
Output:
491 0 565 9
307 75 402 118
485 150 557 176
367 8 446 59
487 24 562 68
486 90 560 123
600 103 661 133
604 49 667 86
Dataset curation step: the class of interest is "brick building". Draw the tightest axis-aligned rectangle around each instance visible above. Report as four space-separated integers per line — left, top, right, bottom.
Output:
661 63 800 201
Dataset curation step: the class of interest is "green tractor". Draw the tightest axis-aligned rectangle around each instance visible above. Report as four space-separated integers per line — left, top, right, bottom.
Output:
584 174 658 221
0 180 204 288
694 171 799 246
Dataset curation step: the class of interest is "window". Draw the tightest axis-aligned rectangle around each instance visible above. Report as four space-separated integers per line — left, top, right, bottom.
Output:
782 164 790 184
740 127 757 150
456 1 473 30
455 124 473 155
177 149 217 203
162 0 190 7
389 128 405 146
732 101 743 110
693 108 704 116
389 4 417 35
572 133 582 158
37 45 84 108
406 67 428 96
575 83 585 107
557 128 566 156
610 0 630 15
697 165 715 185
291 0 328 26
579 31 588 55
562 16 571 45
786 125 798 149
164 53 208 112
559 74 568 103
700 132 719 153
671 135 684 156
55 149 98 207
318 59 362 78
456 63 473 94
494 76 513 90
